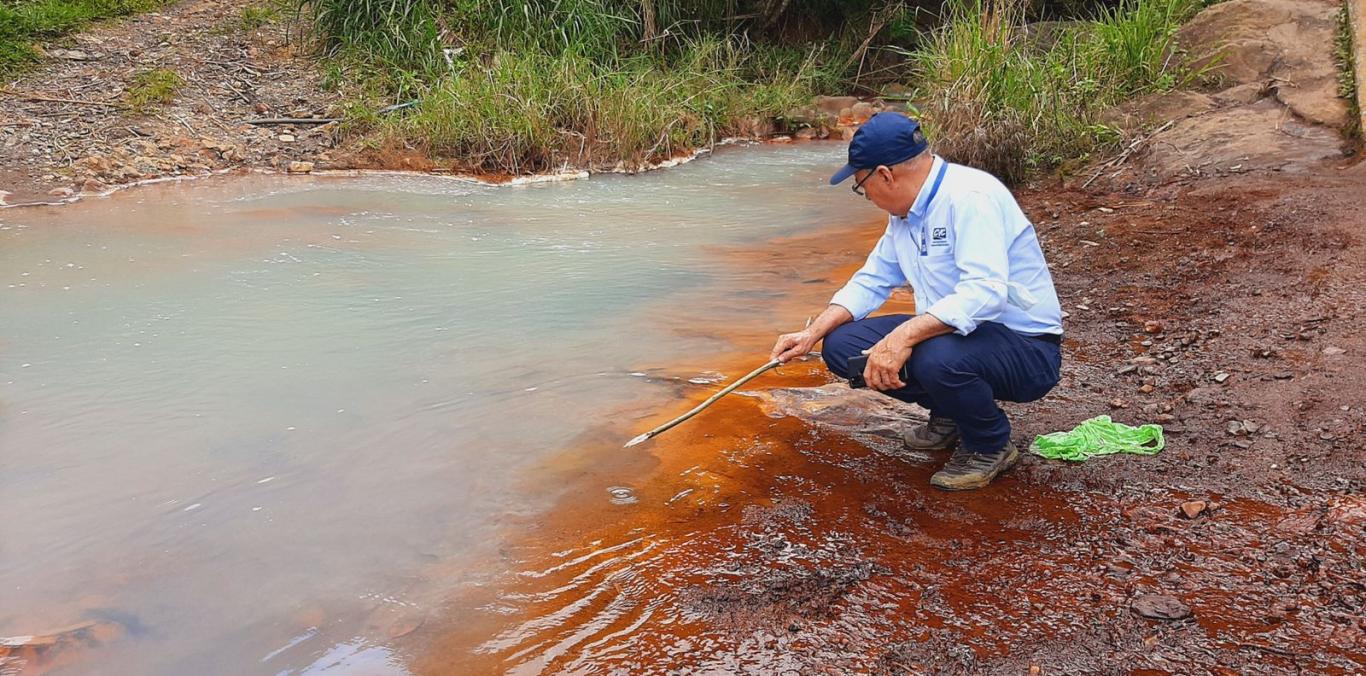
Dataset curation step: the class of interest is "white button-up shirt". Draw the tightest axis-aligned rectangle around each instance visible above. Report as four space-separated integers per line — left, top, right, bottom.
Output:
830 155 1063 337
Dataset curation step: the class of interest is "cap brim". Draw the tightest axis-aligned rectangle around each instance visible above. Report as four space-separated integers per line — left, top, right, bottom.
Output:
828 164 857 185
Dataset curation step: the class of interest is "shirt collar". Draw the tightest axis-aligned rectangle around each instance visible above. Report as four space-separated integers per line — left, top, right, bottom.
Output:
908 154 944 219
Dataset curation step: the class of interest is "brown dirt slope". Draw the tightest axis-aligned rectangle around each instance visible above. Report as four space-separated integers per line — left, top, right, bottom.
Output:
0 0 338 206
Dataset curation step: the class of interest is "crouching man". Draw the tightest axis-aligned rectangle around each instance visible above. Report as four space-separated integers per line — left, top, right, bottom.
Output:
771 113 1064 490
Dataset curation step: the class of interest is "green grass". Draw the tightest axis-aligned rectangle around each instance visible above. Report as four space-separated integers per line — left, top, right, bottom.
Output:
291 0 1210 178
907 0 1206 183
238 1 283 31
125 67 183 110
0 0 168 78
1335 1 1360 139
377 35 815 174
292 0 442 85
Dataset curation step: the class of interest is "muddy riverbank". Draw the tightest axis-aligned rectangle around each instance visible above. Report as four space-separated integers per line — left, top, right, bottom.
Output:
403 161 1366 673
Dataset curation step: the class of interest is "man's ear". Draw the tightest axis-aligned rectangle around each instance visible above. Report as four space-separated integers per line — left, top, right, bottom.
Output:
877 165 894 182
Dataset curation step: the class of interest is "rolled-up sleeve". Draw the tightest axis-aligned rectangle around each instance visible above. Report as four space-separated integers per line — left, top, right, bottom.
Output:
925 193 1010 335
830 223 906 320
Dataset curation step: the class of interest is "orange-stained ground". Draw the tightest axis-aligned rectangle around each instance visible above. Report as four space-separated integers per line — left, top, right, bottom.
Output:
404 169 1366 674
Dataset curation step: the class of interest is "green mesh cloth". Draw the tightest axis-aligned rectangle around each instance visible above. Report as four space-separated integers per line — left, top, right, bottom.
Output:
1029 415 1165 461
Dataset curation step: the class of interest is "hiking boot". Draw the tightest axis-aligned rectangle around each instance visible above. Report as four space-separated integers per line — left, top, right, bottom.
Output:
903 415 959 451
929 443 1021 491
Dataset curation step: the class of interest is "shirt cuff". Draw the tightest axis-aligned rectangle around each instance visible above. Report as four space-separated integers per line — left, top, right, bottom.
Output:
830 285 882 320
925 297 976 336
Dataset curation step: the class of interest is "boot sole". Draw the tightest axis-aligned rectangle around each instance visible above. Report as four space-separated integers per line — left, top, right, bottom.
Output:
929 447 1021 491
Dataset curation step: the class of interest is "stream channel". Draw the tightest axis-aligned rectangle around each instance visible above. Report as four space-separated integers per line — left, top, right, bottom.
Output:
0 143 878 674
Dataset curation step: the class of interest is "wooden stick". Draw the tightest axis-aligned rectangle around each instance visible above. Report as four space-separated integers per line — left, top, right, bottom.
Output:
624 359 782 448
245 117 340 125
0 88 125 108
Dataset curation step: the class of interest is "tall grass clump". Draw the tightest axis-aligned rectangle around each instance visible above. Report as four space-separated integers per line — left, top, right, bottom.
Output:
293 0 442 85
0 0 168 77
911 0 1203 183
383 35 815 174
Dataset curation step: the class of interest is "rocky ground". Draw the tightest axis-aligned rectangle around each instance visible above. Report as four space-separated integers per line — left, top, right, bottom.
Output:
0 0 340 206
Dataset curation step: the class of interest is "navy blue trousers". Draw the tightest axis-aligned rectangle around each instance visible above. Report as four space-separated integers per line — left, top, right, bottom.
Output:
821 317 1062 452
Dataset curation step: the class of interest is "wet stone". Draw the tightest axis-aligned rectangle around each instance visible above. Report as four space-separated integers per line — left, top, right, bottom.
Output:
1179 500 1207 519
1132 593 1192 620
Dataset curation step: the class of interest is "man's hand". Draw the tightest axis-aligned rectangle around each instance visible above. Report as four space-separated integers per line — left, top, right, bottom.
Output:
862 325 914 390
770 329 819 363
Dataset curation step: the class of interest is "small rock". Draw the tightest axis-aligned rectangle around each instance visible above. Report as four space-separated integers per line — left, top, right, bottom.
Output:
1154 414 1176 423
80 178 106 193
1212 372 1230 383
1226 420 1245 436
254 102 270 114
1179 500 1207 519
1117 364 1139 375
1138 384 1155 394
278 134 296 143
287 160 314 174
1132 593 1192 620
769 135 792 144
850 101 875 120
49 48 94 61
1322 346 1345 355
1109 398 1129 409
47 187 74 197
1143 320 1164 334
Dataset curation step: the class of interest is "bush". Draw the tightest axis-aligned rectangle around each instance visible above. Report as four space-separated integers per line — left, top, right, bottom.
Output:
909 0 1203 183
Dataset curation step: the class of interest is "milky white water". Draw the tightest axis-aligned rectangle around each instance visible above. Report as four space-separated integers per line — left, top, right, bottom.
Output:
0 143 879 674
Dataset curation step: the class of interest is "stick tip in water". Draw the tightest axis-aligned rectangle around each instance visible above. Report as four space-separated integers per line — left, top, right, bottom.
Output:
623 433 651 448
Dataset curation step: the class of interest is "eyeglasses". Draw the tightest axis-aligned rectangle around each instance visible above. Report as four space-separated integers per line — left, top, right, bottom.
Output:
851 167 879 196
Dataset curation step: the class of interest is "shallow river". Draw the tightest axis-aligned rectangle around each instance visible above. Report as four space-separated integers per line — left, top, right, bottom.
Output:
0 143 878 674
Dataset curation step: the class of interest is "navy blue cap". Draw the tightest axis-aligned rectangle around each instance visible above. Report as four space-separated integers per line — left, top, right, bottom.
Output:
829 112 929 185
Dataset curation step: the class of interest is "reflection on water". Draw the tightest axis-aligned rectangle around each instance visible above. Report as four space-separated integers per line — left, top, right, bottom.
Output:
0 143 867 674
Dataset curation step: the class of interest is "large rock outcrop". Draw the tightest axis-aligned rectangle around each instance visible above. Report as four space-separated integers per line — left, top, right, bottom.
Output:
1107 0 1353 184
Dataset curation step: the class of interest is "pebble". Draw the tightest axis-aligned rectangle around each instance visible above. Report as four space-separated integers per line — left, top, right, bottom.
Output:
1212 372 1230 383
1131 593 1192 620
287 160 314 174
1143 320 1164 334
1179 500 1207 519
1322 346 1345 355
278 134 296 142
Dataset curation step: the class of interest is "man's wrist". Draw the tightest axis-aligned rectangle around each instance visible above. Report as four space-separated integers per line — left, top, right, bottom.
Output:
892 322 917 349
